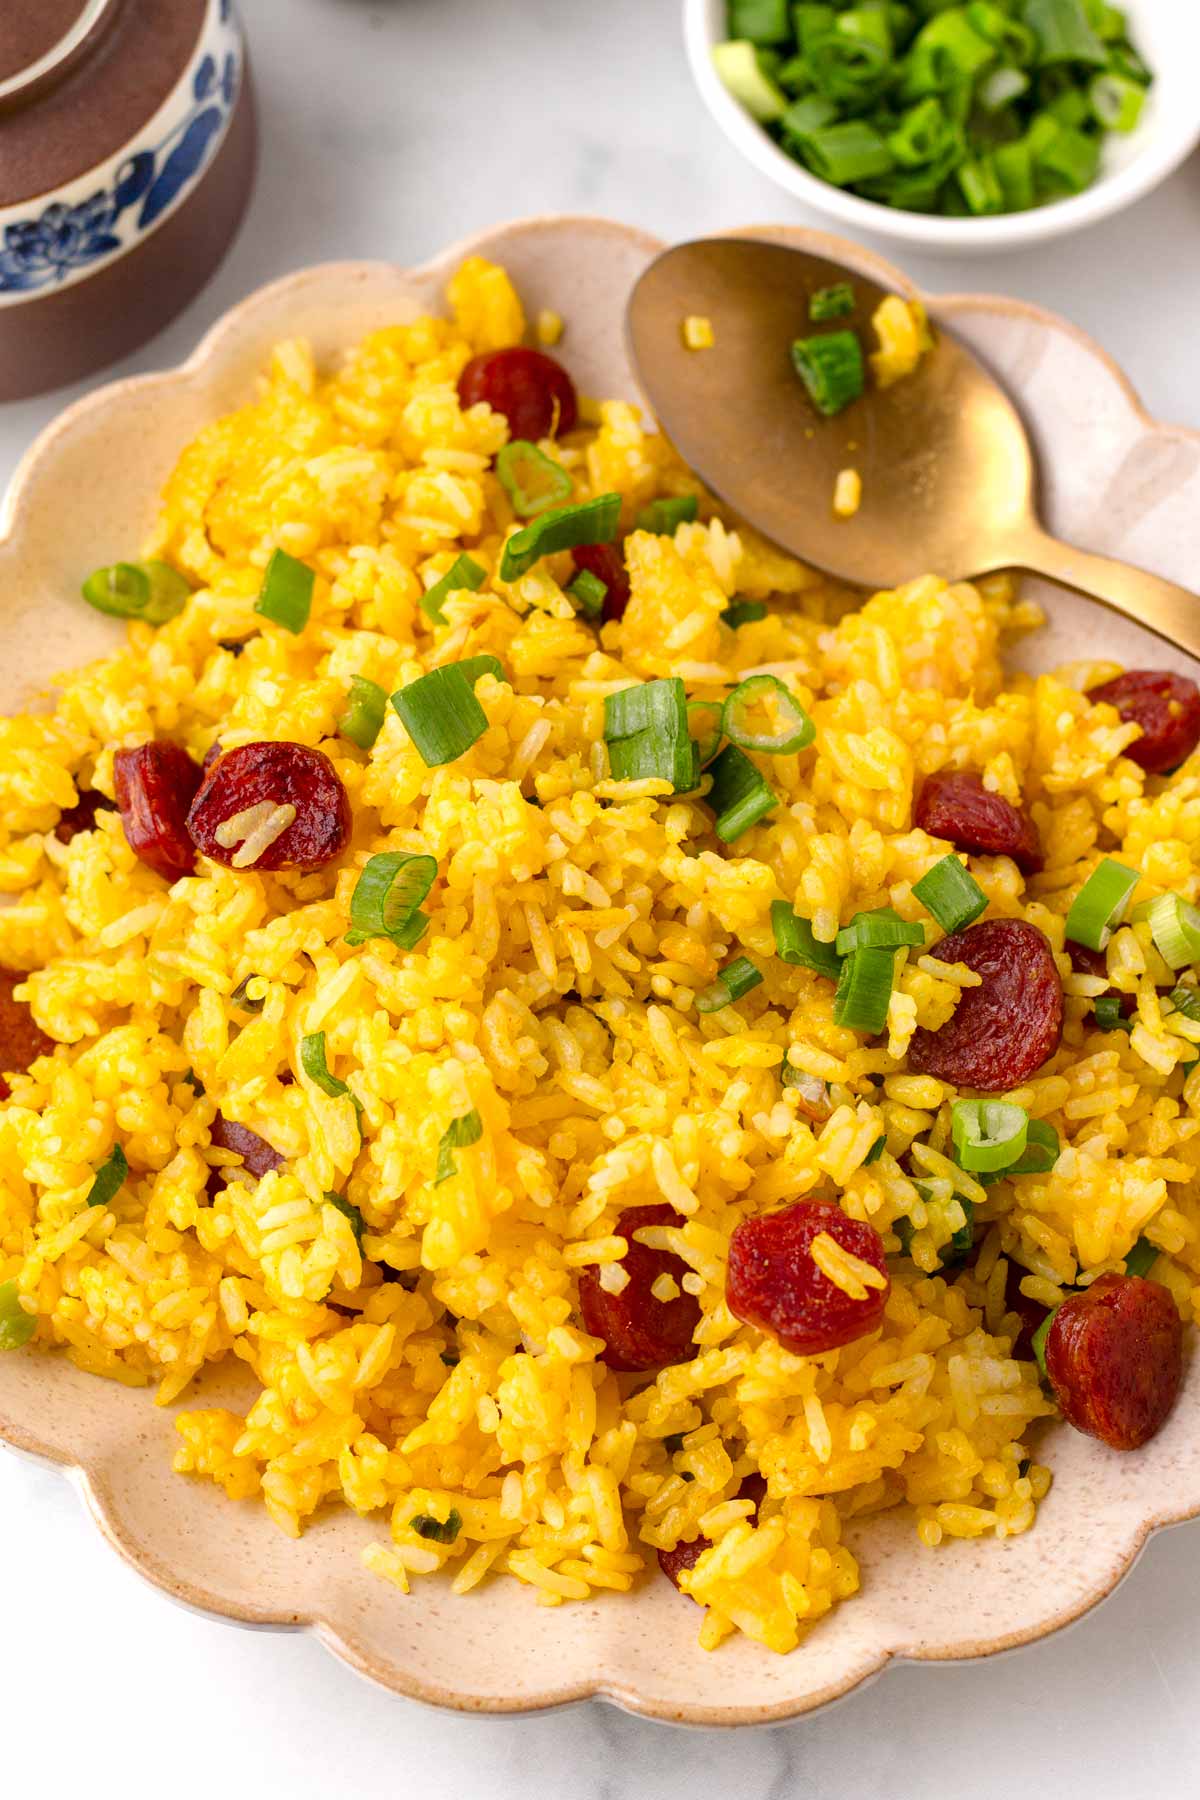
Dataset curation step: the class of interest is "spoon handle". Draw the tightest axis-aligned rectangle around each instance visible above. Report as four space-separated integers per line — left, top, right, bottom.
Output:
1012 527 1200 663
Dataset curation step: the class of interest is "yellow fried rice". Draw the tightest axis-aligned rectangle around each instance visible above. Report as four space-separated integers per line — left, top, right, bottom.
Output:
1 256 1198 1656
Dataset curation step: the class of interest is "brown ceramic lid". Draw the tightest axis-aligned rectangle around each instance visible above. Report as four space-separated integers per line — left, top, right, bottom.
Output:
0 0 256 400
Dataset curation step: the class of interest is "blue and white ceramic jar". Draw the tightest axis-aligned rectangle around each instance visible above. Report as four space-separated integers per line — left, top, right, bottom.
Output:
0 0 256 399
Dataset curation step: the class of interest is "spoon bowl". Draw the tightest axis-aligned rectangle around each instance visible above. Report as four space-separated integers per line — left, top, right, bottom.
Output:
627 238 1200 659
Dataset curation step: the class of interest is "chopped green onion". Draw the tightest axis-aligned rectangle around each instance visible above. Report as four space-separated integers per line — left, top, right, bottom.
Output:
887 96 959 166
567 569 607 618
1035 120 1101 194
791 330 865 417
420 552 486 625
346 851 437 948
795 121 895 187
958 153 1005 214
635 495 699 534
771 900 843 979
229 973 266 1013
969 4 1037 64
1032 1306 1057 1380
254 549 314 634
337 675 388 750
864 1133 887 1164
604 678 695 793
81 559 192 625
913 854 988 933
86 1144 128 1209
836 907 924 955
411 1508 463 1544
1133 892 1200 970
391 659 501 766
1089 69 1145 130
696 955 763 1013
723 673 815 755
301 1031 354 1102
1025 0 1107 68
977 65 1030 111
687 700 725 769
712 39 788 120
1125 1236 1158 1278
495 440 573 518
435 1110 483 1184
952 1099 1029 1173
0 1280 36 1352
808 24 891 104
809 282 855 322
499 493 622 581
794 4 836 56
994 138 1036 210
1005 1117 1060 1176
1065 857 1139 950
704 743 778 843
729 0 792 45
1108 41 1151 86
1168 984 1200 1023
780 93 839 143
945 1196 977 1264
721 598 768 628
1093 994 1130 1033
833 945 896 1034
325 1191 365 1249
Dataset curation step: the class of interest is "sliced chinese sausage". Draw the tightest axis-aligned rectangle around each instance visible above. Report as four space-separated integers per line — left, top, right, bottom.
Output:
457 345 578 441
914 769 1043 875
907 919 1062 1091
1044 1273 1182 1451
725 1198 889 1357
55 787 116 844
205 1112 284 1199
113 741 204 881
0 967 53 1100
577 1202 700 1372
186 741 351 872
1087 669 1200 776
572 542 631 625
658 1473 768 1590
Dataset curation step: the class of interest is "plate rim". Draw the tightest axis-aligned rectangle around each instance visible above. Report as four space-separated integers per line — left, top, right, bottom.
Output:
3 211 1200 1726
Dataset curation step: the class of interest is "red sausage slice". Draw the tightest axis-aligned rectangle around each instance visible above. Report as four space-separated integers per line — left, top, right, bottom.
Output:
55 787 116 844
187 742 351 872
907 919 1063 1091
725 1198 889 1356
0 967 53 1099
113 741 204 882
1044 1273 1182 1450
206 1112 284 1199
457 346 578 442
577 1203 701 1372
658 1473 768 1589
572 543 631 625
1087 670 1200 775
914 769 1043 874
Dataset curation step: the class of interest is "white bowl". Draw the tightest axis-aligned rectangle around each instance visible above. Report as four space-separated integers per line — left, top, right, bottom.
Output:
684 0 1200 253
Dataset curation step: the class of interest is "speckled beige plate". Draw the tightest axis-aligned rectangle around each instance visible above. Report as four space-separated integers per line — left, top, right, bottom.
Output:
2 216 1199 1726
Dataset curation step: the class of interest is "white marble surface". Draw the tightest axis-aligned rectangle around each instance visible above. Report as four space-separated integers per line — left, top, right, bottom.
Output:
5 1 1200 1792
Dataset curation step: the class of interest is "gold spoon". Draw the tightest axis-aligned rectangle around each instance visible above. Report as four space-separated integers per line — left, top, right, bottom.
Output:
626 238 1200 659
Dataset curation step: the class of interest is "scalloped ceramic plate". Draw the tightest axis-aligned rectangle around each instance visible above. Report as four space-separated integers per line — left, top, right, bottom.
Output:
2 216 1199 1726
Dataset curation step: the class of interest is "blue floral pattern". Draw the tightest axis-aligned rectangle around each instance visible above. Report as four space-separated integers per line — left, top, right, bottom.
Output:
0 4 241 296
